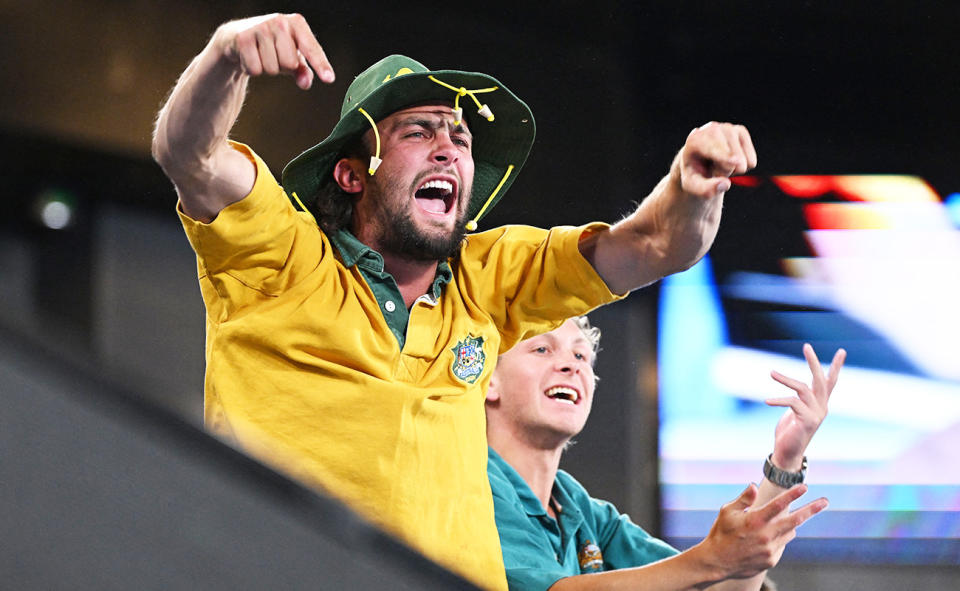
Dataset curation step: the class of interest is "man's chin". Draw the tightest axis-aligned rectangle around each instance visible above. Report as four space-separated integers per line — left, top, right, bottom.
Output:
399 222 467 261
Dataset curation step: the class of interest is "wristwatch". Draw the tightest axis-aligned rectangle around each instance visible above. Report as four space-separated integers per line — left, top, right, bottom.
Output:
763 453 807 488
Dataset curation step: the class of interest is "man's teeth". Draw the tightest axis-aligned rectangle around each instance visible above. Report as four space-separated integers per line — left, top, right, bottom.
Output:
546 386 578 404
419 180 453 194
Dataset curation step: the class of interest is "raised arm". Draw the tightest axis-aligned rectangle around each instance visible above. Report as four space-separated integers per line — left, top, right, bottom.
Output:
151 13 334 222
755 344 847 504
700 343 847 591
579 122 756 294
548 344 845 591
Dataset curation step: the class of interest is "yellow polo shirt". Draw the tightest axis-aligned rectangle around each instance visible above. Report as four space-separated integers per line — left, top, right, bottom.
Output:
178 144 621 589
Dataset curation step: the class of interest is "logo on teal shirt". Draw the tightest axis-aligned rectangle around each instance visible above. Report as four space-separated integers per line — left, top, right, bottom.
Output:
578 539 603 572
451 335 485 384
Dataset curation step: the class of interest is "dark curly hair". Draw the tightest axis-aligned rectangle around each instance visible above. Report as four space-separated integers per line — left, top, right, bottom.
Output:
308 134 369 234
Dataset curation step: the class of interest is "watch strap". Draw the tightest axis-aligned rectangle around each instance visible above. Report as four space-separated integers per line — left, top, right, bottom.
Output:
763 453 807 488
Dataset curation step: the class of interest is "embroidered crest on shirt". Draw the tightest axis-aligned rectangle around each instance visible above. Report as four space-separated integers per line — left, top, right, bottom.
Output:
450 335 485 384
578 539 603 572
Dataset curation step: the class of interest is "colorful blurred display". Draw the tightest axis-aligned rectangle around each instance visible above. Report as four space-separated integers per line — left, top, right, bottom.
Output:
658 175 960 564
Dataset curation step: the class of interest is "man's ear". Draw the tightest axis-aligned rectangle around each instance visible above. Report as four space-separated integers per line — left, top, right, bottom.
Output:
333 158 365 194
485 375 501 403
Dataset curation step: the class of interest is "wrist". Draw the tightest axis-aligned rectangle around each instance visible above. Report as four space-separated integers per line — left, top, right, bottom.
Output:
683 539 729 586
763 453 807 488
770 450 805 472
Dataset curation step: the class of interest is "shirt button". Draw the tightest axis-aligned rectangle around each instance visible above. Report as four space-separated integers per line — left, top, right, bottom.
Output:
384 300 396 312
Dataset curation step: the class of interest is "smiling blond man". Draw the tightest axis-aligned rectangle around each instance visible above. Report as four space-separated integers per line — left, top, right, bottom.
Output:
153 13 757 590
485 318 845 591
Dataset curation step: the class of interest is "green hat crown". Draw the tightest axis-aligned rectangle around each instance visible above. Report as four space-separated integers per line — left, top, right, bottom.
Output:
281 55 536 228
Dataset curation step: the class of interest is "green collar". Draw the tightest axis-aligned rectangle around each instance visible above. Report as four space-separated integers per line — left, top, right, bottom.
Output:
330 228 378 269
490 448 549 517
330 229 452 299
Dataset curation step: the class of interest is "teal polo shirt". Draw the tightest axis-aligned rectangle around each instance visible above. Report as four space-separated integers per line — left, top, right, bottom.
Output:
487 448 678 591
329 229 452 349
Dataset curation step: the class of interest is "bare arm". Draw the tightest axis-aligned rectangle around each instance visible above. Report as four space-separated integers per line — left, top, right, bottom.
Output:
151 13 334 222
706 343 847 591
752 344 847 508
579 122 756 294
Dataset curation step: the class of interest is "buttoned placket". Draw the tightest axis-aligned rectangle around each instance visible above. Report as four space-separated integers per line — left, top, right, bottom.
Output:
330 229 452 350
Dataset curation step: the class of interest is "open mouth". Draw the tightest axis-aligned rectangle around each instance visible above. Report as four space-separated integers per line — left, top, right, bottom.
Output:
545 386 580 405
414 178 456 215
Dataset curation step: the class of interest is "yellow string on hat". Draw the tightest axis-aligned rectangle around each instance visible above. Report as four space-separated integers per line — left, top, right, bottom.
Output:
352 76 514 232
428 76 498 125
357 107 382 175
290 192 319 224
426 74 506 231
465 164 514 231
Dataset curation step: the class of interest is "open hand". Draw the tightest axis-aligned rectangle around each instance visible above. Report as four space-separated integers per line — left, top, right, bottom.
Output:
767 344 846 471
699 483 827 580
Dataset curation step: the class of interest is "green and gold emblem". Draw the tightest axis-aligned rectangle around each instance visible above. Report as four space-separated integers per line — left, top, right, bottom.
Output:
450 335 486 384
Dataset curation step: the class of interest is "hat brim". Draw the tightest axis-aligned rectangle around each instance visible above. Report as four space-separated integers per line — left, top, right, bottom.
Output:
281 69 535 224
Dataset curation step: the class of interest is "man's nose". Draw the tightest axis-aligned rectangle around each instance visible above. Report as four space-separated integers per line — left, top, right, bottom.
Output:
430 133 458 164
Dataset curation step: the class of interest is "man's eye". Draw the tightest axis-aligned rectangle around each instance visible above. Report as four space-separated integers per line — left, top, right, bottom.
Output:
574 353 586 360
453 138 470 148
534 346 548 354
406 131 425 138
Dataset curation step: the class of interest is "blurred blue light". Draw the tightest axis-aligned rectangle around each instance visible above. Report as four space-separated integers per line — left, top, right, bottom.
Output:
946 193 960 228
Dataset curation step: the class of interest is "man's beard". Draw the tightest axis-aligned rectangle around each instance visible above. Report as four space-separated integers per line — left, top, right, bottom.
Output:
367 173 470 262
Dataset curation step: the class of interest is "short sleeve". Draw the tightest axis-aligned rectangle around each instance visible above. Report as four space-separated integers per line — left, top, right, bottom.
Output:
177 142 331 319
457 223 626 354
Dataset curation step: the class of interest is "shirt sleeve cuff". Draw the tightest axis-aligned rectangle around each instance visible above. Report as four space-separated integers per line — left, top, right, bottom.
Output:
554 222 629 303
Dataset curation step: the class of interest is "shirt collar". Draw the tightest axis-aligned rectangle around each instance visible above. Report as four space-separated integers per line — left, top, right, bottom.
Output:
430 260 453 300
331 228 453 296
330 228 382 271
488 448 549 517
488 448 586 530
551 470 584 524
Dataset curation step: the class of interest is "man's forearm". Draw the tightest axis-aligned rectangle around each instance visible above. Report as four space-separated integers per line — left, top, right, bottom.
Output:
580 157 723 294
151 14 335 221
151 31 255 220
548 542 757 591
580 122 753 295
153 42 249 175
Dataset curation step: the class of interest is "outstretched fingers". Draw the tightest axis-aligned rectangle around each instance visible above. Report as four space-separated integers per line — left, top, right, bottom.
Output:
769 369 809 397
756 484 808 522
785 496 829 531
770 343 847 407
729 482 760 511
767 368 816 415
757 485 829 537
803 342 827 388
826 347 847 389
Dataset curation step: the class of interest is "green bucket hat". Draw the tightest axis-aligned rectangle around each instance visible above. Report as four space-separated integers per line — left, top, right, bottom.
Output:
281 55 536 230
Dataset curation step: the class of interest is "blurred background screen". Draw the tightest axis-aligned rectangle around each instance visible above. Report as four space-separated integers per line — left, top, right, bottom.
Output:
658 174 960 564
